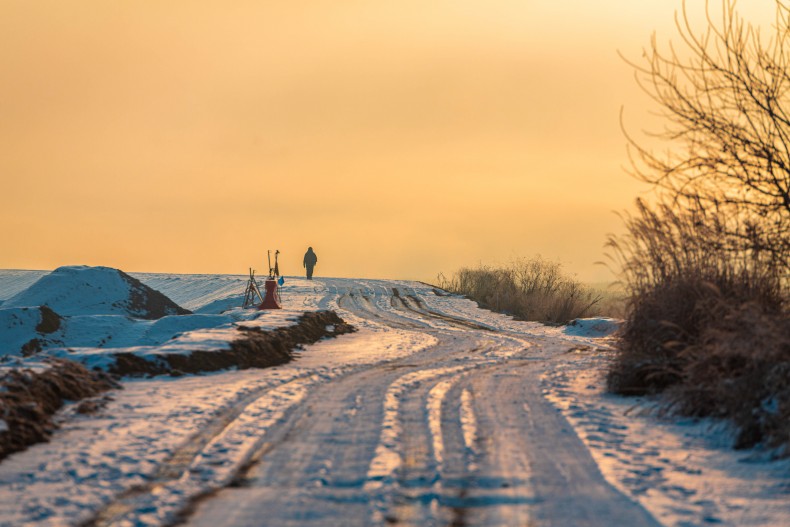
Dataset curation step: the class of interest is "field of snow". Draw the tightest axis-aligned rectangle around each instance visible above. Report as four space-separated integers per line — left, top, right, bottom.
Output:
0 270 787 527
0 267 316 370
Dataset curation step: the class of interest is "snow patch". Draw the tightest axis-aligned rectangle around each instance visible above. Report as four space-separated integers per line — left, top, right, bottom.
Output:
427 379 455 466
460 389 477 453
366 365 468 487
563 317 621 337
543 351 790 527
3 265 189 319
0 307 58 357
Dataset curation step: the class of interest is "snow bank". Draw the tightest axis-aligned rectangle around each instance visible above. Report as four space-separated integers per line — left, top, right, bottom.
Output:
543 350 790 527
3 265 190 319
0 267 223 358
0 270 47 303
0 310 354 465
49 310 355 377
0 306 63 357
563 317 621 337
134 272 247 313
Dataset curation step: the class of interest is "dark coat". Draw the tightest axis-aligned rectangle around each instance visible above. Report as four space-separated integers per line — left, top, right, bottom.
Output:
303 249 318 268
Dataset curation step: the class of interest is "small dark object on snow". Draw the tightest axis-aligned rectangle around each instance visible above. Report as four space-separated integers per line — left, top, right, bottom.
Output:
303 247 318 280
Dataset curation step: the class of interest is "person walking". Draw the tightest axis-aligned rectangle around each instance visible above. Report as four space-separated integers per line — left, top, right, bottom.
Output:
303 247 318 280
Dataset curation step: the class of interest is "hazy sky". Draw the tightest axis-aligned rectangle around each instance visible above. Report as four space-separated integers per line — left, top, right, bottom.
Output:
0 1 777 282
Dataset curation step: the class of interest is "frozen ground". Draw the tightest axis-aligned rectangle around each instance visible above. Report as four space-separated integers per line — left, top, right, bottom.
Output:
544 351 790 527
0 267 309 369
0 271 787 527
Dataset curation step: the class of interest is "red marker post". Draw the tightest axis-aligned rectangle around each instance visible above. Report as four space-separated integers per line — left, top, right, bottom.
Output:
259 278 281 309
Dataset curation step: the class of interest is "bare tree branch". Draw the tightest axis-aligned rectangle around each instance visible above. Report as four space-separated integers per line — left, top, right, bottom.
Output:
623 0 790 268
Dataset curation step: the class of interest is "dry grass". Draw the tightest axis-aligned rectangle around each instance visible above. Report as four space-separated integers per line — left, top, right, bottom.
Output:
667 303 790 450
438 257 606 325
606 199 789 453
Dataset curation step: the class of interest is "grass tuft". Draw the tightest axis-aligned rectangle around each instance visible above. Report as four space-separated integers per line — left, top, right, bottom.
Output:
607 199 789 453
438 256 606 325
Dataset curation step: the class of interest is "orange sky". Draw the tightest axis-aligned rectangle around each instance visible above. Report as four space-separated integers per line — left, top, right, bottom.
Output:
0 1 778 282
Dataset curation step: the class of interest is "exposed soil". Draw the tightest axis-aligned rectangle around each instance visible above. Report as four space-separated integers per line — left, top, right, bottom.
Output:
36 305 62 334
19 306 63 357
107 310 355 377
119 271 192 319
20 338 43 357
75 395 114 415
0 311 353 464
0 359 119 461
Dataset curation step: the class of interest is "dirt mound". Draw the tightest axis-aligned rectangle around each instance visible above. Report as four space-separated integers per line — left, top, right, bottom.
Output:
4 266 190 319
121 272 191 319
0 359 118 461
108 310 355 377
0 311 353 462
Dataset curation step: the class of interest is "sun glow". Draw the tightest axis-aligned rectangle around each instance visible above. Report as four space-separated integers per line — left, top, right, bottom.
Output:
0 1 778 281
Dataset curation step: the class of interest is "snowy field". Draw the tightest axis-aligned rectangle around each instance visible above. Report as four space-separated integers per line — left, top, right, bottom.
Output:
0 269 788 527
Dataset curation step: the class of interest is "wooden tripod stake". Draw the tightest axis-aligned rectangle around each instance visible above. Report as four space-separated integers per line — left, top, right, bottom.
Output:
242 268 264 308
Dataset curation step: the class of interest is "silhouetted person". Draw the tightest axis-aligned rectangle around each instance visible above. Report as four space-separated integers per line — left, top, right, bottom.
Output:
303 247 318 280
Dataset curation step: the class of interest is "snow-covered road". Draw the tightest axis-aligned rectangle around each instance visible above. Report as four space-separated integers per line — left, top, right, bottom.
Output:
1 274 788 527
180 279 658 527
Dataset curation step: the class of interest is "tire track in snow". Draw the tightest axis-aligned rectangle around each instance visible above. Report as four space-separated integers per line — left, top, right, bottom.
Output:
186 339 481 527
390 287 494 332
392 370 477 526
181 280 660 527
468 362 662 527
459 388 478 455
386 359 541 527
337 291 424 331
84 370 334 527
368 343 536 526
427 380 455 467
182 332 498 526
439 379 483 527
365 365 468 485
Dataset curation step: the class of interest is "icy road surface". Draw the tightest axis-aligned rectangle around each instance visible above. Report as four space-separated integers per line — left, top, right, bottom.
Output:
0 275 788 527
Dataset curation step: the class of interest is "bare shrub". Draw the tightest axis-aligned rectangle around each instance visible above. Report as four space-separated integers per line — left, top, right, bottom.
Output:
668 302 790 451
609 0 790 452
623 0 790 267
606 202 788 434
438 257 603 325
607 200 783 388
592 286 628 320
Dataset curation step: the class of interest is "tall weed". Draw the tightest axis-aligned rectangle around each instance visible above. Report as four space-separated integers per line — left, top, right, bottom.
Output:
438 257 604 325
607 199 789 452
